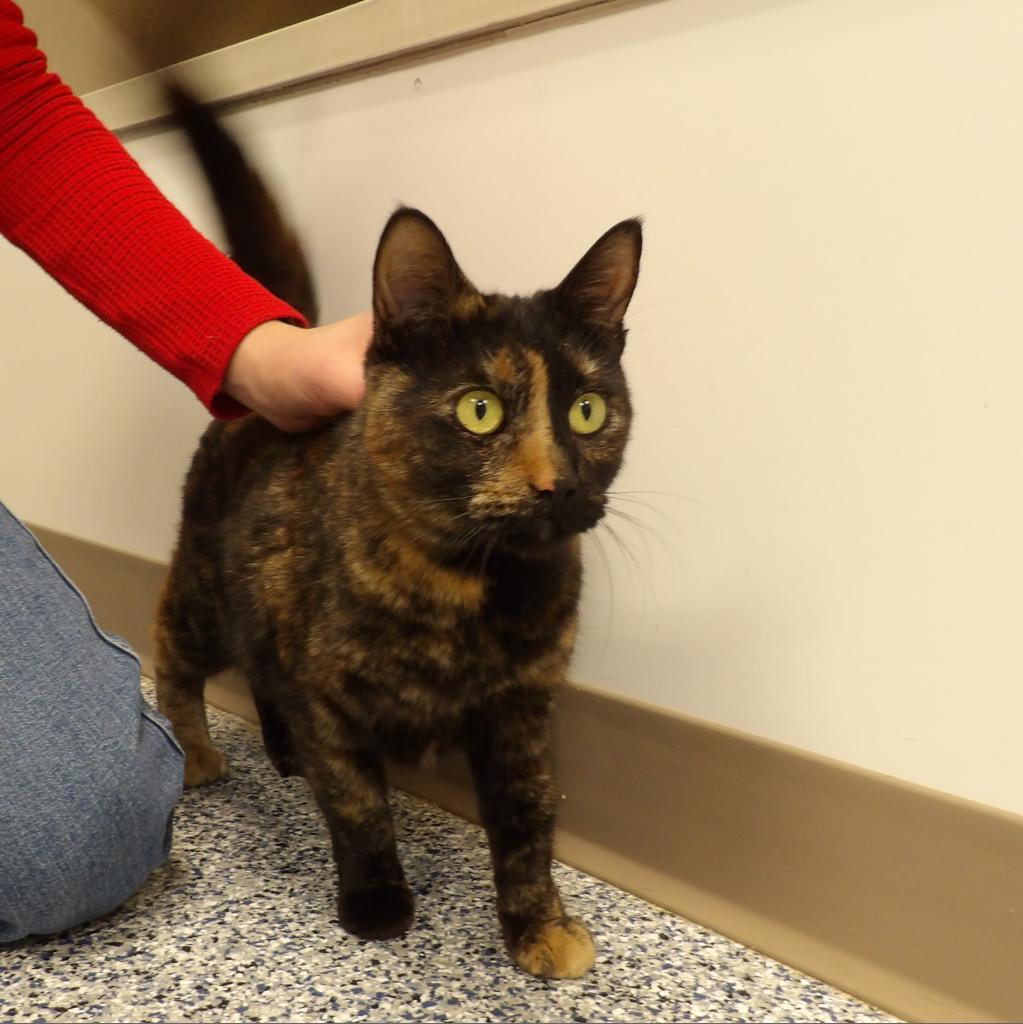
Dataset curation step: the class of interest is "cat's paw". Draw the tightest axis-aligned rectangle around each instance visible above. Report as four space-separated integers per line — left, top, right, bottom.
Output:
338 882 415 940
183 743 229 786
512 917 596 979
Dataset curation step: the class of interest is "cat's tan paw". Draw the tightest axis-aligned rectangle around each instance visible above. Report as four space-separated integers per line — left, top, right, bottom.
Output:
513 917 595 979
183 743 229 786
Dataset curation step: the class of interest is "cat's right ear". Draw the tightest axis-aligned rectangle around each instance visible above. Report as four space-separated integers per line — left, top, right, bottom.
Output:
372 208 481 329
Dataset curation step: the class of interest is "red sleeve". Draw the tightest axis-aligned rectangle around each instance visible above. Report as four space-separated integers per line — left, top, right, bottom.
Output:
0 0 306 416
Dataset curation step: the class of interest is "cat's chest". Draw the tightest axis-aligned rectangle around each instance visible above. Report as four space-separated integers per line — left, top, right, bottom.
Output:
247 508 580 697
346 575 575 682
335 601 576 758
309 547 579 707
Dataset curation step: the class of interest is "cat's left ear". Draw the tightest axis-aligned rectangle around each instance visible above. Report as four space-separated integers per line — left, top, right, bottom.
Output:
555 218 643 331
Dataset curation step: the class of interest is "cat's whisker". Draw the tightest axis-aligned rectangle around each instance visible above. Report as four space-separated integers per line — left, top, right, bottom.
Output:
444 510 477 525
605 503 663 537
604 505 676 565
479 526 503 579
602 516 659 622
447 523 490 568
600 520 644 592
605 497 679 542
575 316 612 353
583 529 615 661
406 494 473 507
607 488 703 507
597 519 656 639
627 297 681 316
605 507 657 577
605 492 676 524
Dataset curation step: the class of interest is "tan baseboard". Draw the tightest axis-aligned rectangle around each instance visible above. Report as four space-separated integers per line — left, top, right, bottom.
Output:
30 523 1023 1023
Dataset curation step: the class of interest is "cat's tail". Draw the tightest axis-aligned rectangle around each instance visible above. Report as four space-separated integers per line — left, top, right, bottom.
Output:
165 81 319 325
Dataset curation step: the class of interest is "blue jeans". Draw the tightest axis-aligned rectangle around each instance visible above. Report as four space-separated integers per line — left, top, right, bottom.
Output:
0 502 183 942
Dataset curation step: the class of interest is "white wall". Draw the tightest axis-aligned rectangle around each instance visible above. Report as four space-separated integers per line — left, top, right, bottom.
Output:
5 0 1023 816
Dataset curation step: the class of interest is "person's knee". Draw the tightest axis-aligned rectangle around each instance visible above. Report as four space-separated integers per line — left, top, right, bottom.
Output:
0 717 183 943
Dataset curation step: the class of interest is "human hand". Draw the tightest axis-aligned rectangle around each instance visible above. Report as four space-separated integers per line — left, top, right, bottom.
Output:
222 311 373 432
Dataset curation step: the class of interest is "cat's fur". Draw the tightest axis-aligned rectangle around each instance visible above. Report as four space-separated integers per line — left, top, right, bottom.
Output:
155 91 641 979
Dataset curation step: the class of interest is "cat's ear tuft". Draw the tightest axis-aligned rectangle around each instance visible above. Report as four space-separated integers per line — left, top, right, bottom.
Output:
556 218 643 329
373 207 481 326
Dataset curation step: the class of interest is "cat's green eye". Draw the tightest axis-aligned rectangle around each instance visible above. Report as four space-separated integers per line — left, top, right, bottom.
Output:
456 389 504 435
569 392 607 435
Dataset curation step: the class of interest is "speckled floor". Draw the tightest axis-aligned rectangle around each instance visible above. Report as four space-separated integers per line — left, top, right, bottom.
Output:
3 694 898 1024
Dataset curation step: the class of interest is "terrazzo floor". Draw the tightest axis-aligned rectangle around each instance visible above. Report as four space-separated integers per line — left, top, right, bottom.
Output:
3 695 898 1024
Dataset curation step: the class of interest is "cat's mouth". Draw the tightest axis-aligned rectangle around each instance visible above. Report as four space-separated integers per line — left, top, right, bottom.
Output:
490 503 605 551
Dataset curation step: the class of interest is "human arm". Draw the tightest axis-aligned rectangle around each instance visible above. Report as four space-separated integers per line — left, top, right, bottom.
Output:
0 0 368 425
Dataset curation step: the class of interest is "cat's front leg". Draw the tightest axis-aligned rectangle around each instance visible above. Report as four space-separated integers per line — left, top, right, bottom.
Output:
301 730 413 940
466 687 595 979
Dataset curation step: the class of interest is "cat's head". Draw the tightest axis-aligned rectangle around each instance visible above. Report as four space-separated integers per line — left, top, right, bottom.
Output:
362 207 641 557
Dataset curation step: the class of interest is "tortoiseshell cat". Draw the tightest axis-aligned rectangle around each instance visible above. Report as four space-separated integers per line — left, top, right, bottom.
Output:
155 92 641 979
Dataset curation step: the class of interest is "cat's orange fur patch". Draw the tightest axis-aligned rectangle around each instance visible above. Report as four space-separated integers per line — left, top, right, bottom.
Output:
486 347 519 387
567 349 604 379
517 615 579 687
453 289 485 319
517 351 559 492
182 743 228 787
513 917 596 979
387 535 485 610
309 743 390 822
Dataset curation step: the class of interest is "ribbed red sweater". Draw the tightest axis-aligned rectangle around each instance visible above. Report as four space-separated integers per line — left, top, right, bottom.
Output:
0 0 305 415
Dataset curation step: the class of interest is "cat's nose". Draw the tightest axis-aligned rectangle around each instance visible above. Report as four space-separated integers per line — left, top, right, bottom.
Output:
532 476 578 506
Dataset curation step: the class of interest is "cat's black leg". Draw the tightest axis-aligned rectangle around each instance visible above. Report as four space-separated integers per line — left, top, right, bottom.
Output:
299 727 413 940
251 690 301 777
465 687 595 979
